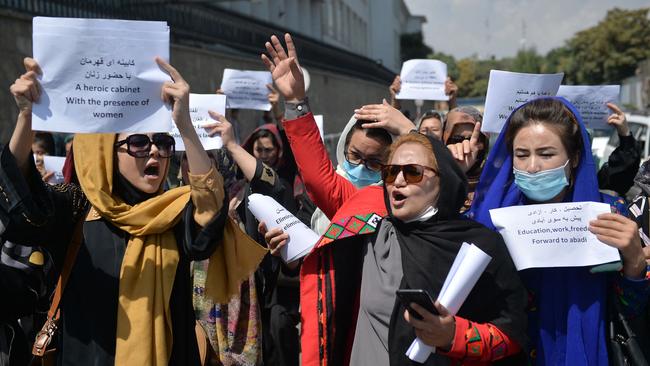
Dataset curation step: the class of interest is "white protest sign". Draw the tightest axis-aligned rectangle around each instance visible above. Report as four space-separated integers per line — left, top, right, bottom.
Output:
32 17 171 133
396 59 449 101
482 70 564 133
221 69 273 111
314 115 324 141
557 85 620 130
248 194 320 262
171 94 226 151
35 155 66 184
489 202 620 271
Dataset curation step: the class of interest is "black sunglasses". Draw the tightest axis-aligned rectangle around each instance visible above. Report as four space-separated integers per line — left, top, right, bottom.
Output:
446 135 471 145
114 133 175 158
381 164 437 184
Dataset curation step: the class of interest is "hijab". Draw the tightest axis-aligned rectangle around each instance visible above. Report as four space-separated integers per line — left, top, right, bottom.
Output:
73 134 266 366
469 97 610 365
386 134 528 365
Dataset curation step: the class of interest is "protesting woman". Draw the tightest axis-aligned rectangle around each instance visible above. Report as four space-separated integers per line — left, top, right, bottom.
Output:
2 57 266 365
263 132 528 365
469 97 650 365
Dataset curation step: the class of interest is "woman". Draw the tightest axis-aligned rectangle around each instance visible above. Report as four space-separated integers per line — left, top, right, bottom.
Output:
3 57 266 365
470 97 650 365
263 132 528 365
416 110 444 140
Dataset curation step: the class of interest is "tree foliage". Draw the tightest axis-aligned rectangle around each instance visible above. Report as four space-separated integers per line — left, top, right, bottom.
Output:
420 7 650 97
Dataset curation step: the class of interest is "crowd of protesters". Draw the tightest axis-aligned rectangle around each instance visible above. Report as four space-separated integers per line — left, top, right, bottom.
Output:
1 31 649 366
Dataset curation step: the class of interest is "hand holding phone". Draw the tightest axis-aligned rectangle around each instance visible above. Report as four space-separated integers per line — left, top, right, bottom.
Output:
395 289 439 320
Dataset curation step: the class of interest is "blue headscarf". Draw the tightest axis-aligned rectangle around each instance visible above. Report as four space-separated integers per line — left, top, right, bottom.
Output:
469 97 610 365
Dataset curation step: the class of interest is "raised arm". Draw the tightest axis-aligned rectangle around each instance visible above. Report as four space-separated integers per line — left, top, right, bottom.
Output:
8 58 42 178
260 34 358 217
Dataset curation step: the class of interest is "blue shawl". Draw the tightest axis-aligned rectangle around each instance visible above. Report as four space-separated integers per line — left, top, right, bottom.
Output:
469 97 609 365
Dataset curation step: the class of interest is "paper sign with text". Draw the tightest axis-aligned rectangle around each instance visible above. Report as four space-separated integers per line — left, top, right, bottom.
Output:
247 194 320 263
489 202 620 270
396 59 449 101
482 70 564 133
172 94 226 151
35 155 66 184
32 17 172 133
557 85 620 130
221 69 273 111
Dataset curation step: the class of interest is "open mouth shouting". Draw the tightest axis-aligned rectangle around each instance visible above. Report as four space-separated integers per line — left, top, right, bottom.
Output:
143 161 160 180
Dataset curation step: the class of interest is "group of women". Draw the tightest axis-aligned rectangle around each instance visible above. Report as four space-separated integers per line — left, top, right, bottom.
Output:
1 31 649 366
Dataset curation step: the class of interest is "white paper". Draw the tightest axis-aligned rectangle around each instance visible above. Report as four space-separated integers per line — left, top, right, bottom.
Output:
35 155 66 184
32 17 172 133
489 202 620 270
406 242 492 363
396 59 449 101
482 70 564 133
247 194 320 262
171 94 226 151
556 85 620 130
314 115 324 141
221 69 273 111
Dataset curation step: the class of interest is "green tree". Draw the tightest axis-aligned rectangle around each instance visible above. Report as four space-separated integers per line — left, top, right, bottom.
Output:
559 7 650 84
512 47 543 73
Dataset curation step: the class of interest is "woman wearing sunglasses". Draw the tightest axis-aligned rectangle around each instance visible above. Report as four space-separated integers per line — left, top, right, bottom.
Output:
262 132 528 365
2 57 266 366
470 98 650 365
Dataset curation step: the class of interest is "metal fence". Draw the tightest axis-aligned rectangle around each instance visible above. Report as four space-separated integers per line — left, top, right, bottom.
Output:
1 0 395 84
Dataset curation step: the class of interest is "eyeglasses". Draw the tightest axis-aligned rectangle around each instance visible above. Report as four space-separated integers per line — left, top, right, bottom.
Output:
381 164 437 184
114 133 175 158
345 150 384 172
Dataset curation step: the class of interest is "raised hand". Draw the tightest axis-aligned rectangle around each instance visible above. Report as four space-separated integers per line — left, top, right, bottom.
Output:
260 34 305 102
447 122 482 173
606 103 629 137
445 77 458 100
156 57 191 128
204 111 234 148
10 57 42 112
354 99 415 135
389 75 402 109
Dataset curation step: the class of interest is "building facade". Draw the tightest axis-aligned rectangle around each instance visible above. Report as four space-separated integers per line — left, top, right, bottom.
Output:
215 0 426 72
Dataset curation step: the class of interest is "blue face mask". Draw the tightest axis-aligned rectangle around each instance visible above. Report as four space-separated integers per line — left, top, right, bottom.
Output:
342 160 381 188
513 160 570 202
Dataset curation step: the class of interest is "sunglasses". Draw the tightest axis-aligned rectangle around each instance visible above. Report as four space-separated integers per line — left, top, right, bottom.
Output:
446 135 471 145
381 164 437 184
114 133 175 158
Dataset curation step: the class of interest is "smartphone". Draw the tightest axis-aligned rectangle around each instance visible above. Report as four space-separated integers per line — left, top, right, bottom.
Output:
395 289 439 320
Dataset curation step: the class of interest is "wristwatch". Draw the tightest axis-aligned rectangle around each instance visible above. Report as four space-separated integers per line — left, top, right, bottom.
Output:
284 98 311 120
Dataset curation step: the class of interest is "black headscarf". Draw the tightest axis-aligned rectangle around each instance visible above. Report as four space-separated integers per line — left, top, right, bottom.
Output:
386 133 528 365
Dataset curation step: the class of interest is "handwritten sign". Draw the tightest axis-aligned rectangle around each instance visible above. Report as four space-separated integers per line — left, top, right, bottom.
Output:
482 70 564 133
396 59 449 101
32 17 172 133
489 202 620 270
247 194 320 263
171 94 226 151
557 85 620 130
221 69 273 111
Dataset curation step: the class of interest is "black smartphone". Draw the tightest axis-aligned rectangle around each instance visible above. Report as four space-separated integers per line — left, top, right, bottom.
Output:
395 289 439 320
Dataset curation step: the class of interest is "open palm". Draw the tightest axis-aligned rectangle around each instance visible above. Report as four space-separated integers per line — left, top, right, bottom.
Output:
261 33 305 102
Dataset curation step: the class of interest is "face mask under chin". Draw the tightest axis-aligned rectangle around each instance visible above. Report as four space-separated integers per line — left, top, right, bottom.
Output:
513 160 570 202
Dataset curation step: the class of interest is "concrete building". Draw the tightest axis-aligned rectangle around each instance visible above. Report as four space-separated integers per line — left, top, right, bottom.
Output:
215 0 426 72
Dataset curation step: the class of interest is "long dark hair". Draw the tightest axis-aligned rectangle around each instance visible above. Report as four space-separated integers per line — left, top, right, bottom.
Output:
505 98 583 171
